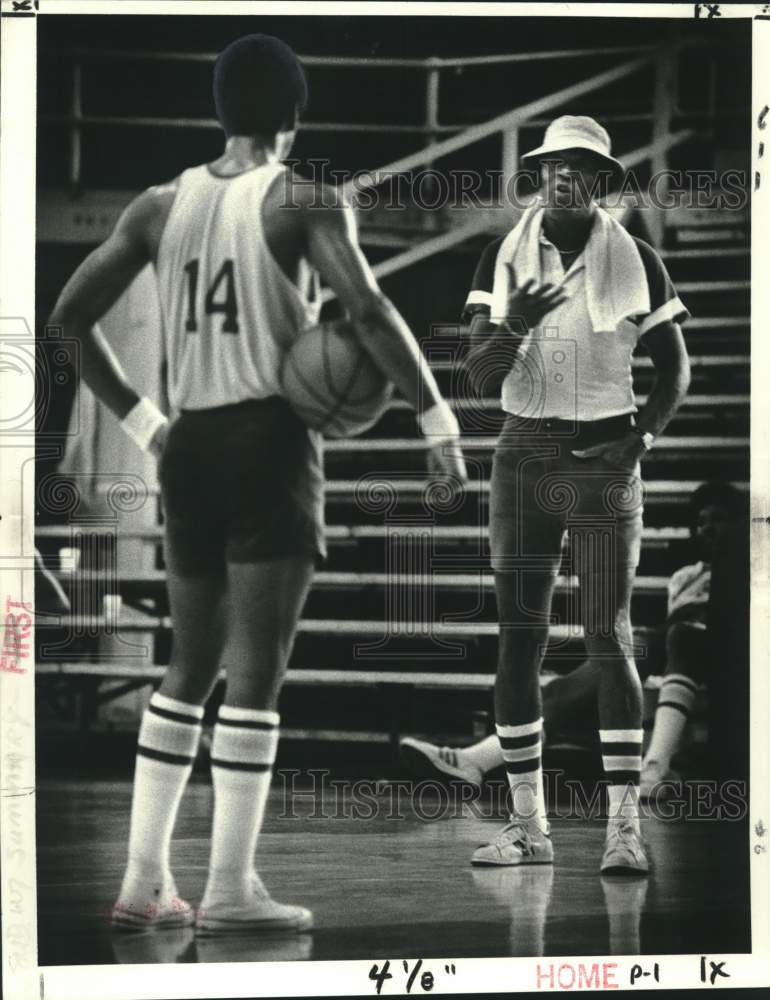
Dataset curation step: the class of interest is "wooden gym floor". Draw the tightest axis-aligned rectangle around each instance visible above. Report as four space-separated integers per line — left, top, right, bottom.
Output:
36 778 751 966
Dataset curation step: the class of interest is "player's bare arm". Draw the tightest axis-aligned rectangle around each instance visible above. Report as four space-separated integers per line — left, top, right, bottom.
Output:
303 188 443 413
302 185 467 479
47 186 174 418
48 185 176 455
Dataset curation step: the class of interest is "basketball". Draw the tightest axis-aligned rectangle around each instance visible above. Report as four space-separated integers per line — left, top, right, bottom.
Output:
280 318 394 438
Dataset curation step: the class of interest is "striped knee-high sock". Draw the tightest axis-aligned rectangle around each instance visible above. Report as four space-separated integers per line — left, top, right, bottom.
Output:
124 692 204 883
645 673 699 770
497 719 547 830
600 728 643 831
203 706 280 901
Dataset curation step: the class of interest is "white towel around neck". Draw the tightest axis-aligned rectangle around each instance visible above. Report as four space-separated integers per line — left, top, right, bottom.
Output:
489 203 651 334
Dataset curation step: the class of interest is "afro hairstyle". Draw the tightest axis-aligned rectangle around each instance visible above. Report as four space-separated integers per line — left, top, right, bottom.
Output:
213 34 308 138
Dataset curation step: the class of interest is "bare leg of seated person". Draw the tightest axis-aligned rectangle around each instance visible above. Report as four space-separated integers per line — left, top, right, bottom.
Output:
400 638 659 789
640 619 708 798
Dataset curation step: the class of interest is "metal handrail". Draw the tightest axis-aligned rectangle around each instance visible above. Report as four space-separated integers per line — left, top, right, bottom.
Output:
42 108 737 137
46 38 730 280
52 39 728 192
67 42 667 68
342 54 653 194
45 113 458 135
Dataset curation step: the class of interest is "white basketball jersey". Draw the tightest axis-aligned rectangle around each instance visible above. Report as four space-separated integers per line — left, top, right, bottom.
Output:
156 162 321 410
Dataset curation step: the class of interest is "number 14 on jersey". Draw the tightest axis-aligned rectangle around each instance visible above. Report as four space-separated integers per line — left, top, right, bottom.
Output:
183 258 240 334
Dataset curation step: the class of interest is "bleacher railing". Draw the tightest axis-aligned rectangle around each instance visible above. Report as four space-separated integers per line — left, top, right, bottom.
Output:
45 40 729 264
52 41 722 179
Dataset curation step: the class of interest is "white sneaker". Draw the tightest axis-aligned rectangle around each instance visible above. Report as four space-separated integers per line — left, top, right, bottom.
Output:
112 872 195 930
600 821 650 876
639 759 680 801
196 874 313 935
399 737 483 791
471 819 554 867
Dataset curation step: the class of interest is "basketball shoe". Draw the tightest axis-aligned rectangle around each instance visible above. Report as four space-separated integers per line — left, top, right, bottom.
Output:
600 821 649 876
399 737 483 792
112 872 195 930
196 873 313 935
471 819 554 867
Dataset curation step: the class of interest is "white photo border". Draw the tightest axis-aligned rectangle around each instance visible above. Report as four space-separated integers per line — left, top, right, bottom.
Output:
1 2 768 998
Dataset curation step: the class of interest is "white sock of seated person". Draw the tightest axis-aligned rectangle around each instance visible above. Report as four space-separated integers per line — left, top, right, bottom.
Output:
202 706 280 901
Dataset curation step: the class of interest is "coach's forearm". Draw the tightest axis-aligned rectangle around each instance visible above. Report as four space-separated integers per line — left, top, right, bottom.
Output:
49 311 140 420
352 294 445 414
634 362 690 439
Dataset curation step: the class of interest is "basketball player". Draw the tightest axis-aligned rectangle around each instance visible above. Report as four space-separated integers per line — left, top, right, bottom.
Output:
47 35 466 934
459 116 691 873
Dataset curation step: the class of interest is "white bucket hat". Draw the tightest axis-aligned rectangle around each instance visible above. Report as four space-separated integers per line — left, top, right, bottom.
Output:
521 115 625 187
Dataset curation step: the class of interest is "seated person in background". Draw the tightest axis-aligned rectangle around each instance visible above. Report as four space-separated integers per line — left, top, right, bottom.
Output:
400 481 745 796
639 480 745 796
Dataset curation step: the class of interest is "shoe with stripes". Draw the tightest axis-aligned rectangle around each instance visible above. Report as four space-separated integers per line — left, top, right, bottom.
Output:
399 737 483 791
471 819 554 867
639 759 681 801
196 874 313 935
112 874 195 930
600 821 649 876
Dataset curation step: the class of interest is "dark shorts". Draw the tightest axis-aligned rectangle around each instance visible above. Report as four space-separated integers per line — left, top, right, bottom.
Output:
159 397 326 575
489 413 644 577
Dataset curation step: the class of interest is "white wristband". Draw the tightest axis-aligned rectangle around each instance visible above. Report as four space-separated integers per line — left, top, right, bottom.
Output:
418 401 460 444
121 397 168 452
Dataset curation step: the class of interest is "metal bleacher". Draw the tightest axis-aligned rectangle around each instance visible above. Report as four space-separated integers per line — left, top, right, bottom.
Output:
36 38 749 745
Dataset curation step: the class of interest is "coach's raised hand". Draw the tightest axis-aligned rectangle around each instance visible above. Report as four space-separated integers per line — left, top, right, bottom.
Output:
464 264 570 400
503 264 570 332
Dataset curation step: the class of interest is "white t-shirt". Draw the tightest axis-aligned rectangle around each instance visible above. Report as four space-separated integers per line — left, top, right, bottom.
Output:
463 230 688 421
667 560 711 618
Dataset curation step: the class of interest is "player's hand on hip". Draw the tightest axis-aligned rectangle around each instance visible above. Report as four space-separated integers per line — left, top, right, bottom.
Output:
571 432 645 472
148 421 169 462
427 440 468 484
505 264 570 331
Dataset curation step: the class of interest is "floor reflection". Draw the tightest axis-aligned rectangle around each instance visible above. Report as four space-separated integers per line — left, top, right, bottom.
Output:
471 866 554 956
471 864 649 957
110 927 195 964
110 926 314 964
601 876 648 955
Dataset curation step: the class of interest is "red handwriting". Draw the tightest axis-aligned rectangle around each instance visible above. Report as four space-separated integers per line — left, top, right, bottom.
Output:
1 598 32 675
536 963 618 990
